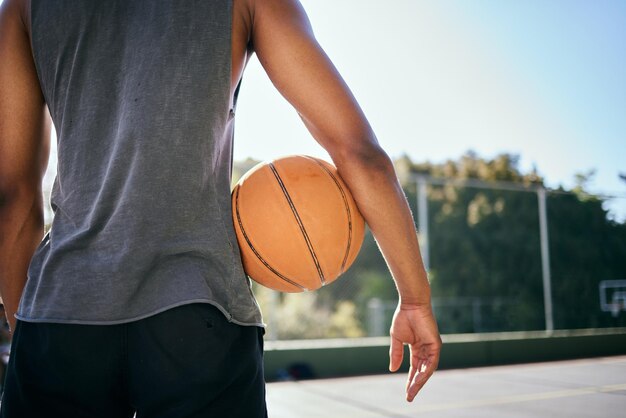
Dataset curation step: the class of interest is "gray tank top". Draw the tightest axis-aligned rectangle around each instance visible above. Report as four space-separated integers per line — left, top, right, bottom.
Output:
18 0 263 326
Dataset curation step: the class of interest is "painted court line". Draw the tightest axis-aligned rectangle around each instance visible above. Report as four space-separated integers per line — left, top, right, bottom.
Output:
299 384 415 418
413 383 626 413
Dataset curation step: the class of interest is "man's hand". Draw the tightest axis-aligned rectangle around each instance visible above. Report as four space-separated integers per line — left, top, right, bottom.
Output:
389 303 441 402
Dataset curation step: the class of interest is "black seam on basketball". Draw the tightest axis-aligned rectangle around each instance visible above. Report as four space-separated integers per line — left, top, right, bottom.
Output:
269 163 327 286
234 185 305 291
304 156 353 274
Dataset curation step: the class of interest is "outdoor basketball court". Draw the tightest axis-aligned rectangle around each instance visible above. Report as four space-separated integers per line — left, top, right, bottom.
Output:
266 355 626 417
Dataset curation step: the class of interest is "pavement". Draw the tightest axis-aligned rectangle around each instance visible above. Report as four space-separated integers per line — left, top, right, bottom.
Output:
266 355 626 417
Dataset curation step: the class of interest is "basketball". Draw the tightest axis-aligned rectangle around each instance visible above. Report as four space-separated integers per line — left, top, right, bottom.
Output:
231 155 366 292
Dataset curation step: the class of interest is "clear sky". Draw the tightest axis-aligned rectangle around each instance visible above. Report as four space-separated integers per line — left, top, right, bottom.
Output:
233 0 626 217
5 0 622 218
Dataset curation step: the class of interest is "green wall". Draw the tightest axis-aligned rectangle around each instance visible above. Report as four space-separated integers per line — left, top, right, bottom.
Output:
264 328 626 381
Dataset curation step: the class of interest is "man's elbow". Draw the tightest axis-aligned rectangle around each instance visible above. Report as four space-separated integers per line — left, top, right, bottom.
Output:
0 181 41 217
331 141 395 177
0 184 16 212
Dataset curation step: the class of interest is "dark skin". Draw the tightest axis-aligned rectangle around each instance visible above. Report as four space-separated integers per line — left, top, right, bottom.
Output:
0 0 441 401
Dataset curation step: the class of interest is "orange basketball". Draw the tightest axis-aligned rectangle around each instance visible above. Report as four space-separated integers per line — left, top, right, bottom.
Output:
231 155 366 292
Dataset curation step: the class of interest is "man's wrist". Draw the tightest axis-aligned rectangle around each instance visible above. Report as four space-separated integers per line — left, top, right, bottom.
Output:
398 297 432 309
398 287 431 305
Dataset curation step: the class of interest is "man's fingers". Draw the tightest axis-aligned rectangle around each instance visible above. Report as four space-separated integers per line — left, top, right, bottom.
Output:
407 362 435 401
406 366 430 402
406 345 437 402
405 364 417 393
406 346 424 400
405 343 421 392
388 336 404 372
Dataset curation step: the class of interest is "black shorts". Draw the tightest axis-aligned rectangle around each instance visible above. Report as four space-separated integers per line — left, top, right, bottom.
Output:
0 304 267 418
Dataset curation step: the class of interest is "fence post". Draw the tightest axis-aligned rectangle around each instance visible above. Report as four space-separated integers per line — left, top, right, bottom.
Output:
416 176 430 272
267 290 279 340
538 187 554 331
367 298 385 336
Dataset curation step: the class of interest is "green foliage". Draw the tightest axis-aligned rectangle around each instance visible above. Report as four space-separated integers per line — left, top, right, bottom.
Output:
253 287 364 339
393 151 547 332
548 192 626 328
422 152 624 332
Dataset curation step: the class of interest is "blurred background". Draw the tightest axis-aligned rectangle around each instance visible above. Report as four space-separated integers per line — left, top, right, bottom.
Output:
233 0 626 340
39 0 626 340
235 153 626 340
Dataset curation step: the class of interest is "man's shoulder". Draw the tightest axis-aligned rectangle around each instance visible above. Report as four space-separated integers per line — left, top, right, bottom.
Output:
233 0 252 31
233 0 253 18
0 0 30 34
235 0 304 26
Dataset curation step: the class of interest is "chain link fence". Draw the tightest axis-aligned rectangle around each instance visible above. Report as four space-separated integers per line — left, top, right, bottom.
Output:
253 176 626 340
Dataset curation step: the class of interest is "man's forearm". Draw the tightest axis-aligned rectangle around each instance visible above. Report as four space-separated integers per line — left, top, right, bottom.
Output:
0 189 45 331
334 147 431 305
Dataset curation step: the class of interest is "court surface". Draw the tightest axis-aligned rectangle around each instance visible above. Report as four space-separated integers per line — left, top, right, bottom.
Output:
266 355 626 417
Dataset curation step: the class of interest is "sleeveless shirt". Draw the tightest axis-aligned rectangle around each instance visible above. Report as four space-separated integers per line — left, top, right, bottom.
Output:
17 0 264 326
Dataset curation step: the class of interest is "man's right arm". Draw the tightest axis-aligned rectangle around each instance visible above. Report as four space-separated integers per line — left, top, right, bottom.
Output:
245 0 441 401
0 0 50 332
